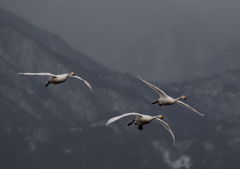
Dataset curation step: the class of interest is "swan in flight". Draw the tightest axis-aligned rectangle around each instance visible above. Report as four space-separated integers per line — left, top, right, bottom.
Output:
18 72 92 91
106 112 175 145
137 76 203 116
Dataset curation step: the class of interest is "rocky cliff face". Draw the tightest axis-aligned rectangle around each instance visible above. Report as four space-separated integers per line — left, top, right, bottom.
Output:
0 8 240 169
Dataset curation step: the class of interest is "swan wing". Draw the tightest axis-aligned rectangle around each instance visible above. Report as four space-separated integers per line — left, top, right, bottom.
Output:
176 101 204 116
154 118 175 146
70 75 93 92
137 76 168 98
18 72 56 78
106 112 142 126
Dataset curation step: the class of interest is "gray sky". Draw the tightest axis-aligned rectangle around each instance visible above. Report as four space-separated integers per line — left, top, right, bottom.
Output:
1 0 240 58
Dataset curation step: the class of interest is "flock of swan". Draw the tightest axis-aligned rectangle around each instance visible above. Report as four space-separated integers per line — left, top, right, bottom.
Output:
19 72 203 146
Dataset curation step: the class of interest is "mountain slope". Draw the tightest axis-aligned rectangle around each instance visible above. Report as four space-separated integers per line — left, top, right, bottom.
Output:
0 7 107 73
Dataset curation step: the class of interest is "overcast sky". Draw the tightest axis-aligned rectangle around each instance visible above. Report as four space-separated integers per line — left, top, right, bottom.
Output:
1 0 240 58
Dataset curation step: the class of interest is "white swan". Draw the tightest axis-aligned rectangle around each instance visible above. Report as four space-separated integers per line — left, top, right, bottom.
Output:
18 72 92 92
138 76 203 116
106 112 175 145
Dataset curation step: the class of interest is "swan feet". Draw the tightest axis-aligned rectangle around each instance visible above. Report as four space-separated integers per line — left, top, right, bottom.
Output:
127 119 135 126
138 125 143 130
152 100 159 104
45 81 50 87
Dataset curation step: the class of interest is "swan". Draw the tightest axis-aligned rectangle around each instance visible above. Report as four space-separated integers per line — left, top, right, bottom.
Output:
106 112 175 145
18 72 92 92
138 76 203 116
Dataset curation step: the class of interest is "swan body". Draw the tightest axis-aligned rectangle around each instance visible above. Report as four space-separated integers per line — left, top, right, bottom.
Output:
138 76 203 116
18 72 92 92
106 112 175 145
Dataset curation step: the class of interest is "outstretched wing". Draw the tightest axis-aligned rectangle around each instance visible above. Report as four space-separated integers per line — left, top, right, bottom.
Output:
106 112 142 126
137 76 168 98
71 75 93 92
154 118 175 146
176 101 204 116
18 72 56 78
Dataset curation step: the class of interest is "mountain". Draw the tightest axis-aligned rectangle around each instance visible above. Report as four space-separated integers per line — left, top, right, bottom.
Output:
0 8 106 73
1 8 240 169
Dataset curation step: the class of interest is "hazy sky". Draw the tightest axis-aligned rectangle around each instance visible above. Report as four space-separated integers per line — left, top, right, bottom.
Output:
1 0 240 58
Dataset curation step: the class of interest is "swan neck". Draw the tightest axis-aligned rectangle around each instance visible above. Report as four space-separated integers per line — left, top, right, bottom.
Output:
153 116 161 120
177 97 182 101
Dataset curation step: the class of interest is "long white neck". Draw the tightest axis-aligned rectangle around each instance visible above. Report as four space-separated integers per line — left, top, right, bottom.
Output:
152 115 162 120
67 73 73 77
174 96 183 102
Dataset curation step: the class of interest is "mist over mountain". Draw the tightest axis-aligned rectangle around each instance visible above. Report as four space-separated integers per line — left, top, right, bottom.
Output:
1 1 240 84
1 8 240 169
99 23 239 83
195 41 240 78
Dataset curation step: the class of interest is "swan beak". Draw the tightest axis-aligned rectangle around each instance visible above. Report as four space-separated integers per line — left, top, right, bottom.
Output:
71 72 75 76
159 115 163 119
182 96 187 100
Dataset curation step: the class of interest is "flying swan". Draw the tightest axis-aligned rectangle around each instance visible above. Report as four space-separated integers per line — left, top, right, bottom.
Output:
106 112 175 145
18 72 92 92
137 76 203 116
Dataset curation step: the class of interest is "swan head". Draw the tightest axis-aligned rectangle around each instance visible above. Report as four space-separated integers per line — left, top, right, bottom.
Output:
181 95 186 100
70 72 75 76
158 115 163 119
